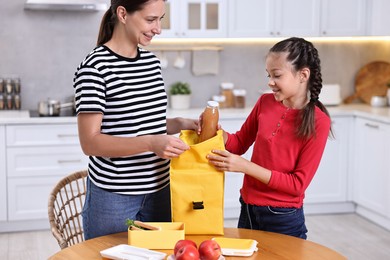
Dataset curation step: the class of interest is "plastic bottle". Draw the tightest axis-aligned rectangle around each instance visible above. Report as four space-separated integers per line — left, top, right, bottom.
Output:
199 101 219 143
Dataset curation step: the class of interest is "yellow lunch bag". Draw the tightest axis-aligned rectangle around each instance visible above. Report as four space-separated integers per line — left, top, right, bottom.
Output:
170 129 225 235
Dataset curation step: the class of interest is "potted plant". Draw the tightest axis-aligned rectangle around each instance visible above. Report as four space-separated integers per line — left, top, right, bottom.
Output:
169 81 191 109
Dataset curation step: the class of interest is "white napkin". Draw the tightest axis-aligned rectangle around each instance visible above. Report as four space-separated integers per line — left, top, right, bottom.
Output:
192 50 219 76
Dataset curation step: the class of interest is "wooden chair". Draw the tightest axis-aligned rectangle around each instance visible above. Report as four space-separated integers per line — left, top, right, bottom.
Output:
48 170 88 249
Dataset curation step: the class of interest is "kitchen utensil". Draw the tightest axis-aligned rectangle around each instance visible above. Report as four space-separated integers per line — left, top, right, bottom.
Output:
320 84 341 106
159 51 168 69
174 51 185 69
344 61 390 104
370 96 387 107
38 98 75 116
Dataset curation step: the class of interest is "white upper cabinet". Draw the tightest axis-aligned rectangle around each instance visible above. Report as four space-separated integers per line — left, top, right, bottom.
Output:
228 0 320 38
320 0 367 36
159 0 227 38
367 0 390 36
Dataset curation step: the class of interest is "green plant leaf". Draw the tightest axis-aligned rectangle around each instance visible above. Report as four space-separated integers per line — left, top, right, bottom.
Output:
169 81 191 95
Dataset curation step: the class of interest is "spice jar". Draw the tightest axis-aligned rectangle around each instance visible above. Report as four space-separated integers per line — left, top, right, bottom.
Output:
0 95 5 110
6 94 13 109
220 82 234 108
5 79 13 94
0 79 4 94
13 78 21 94
14 94 21 110
233 89 247 108
199 101 219 143
212 95 227 108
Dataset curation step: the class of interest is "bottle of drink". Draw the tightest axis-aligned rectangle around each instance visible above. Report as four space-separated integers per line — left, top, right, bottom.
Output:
199 101 219 143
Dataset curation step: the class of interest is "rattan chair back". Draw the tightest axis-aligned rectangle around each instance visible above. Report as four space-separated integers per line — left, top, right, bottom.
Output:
48 170 88 249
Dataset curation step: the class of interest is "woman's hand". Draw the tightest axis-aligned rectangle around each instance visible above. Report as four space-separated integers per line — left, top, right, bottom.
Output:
150 135 189 159
207 149 247 172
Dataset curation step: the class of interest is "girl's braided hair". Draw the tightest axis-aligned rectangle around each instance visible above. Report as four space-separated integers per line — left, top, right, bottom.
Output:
269 37 332 139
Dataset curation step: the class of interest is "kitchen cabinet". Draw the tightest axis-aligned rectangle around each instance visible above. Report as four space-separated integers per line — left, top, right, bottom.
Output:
160 0 227 38
228 0 368 38
3 123 88 228
305 116 354 214
221 118 255 219
320 0 367 36
228 0 320 38
0 126 6 222
353 117 390 230
367 0 390 36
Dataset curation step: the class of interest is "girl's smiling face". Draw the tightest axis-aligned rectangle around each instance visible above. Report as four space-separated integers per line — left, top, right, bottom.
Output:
266 52 310 109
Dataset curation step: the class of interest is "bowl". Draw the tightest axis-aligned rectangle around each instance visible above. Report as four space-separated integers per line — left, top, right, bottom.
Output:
370 96 387 107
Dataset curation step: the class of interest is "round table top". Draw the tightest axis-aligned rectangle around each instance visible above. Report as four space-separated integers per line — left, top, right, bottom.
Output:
48 228 346 260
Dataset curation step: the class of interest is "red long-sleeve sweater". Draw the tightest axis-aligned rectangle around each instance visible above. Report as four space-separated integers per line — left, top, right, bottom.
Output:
226 93 331 208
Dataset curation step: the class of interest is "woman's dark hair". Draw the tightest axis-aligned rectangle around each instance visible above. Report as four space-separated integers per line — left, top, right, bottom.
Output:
97 0 158 46
269 37 332 139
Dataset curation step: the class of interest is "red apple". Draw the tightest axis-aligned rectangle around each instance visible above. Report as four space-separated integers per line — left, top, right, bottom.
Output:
175 244 200 260
198 240 222 260
174 239 197 256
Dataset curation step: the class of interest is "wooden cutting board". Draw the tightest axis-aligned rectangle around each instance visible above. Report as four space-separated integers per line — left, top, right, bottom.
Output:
344 61 390 104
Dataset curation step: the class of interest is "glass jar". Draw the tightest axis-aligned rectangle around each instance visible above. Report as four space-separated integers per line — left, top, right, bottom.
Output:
199 101 219 143
233 89 247 108
220 82 234 108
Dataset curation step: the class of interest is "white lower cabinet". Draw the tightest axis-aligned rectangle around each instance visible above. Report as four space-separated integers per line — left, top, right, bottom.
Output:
7 177 64 221
0 126 7 222
353 117 390 230
1 123 88 231
221 119 245 219
305 116 354 214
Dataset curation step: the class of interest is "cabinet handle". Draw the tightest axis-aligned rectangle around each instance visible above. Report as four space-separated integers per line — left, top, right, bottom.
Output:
364 123 379 129
57 134 78 138
58 159 82 164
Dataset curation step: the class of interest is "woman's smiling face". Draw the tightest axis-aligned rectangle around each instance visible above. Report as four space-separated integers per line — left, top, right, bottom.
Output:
125 0 166 46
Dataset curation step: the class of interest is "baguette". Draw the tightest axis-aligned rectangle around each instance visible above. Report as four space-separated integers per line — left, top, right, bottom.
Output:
130 225 143 231
134 220 161 230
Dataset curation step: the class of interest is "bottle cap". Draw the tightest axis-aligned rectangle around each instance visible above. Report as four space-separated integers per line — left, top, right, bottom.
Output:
220 82 234 89
207 100 219 107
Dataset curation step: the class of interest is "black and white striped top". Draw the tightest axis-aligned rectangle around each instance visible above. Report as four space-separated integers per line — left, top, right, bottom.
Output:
73 45 169 195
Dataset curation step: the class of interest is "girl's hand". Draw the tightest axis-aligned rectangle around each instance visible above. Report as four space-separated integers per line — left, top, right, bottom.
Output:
207 149 247 172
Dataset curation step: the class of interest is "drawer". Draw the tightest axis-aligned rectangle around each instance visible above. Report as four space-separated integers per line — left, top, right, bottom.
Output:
6 124 79 146
7 176 65 221
7 146 88 177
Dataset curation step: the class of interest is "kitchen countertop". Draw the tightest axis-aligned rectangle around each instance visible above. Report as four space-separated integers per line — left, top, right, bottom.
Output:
1 104 390 124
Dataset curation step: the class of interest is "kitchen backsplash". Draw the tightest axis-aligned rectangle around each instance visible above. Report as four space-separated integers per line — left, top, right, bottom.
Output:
1 0 390 111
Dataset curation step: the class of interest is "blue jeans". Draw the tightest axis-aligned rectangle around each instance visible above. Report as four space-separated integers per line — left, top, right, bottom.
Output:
82 177 171 240
237 196 308 239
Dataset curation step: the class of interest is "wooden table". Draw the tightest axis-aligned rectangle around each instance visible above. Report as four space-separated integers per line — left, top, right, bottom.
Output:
49 228 346 259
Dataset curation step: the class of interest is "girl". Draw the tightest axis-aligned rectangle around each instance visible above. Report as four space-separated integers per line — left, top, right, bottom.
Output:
73 0 198 239
207 37 332 239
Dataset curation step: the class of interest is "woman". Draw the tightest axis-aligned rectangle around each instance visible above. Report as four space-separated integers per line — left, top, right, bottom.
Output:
207 37 332 239
73 0 198 239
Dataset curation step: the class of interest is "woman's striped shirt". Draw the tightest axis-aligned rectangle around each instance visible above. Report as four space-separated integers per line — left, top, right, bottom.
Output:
73 45 169 195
